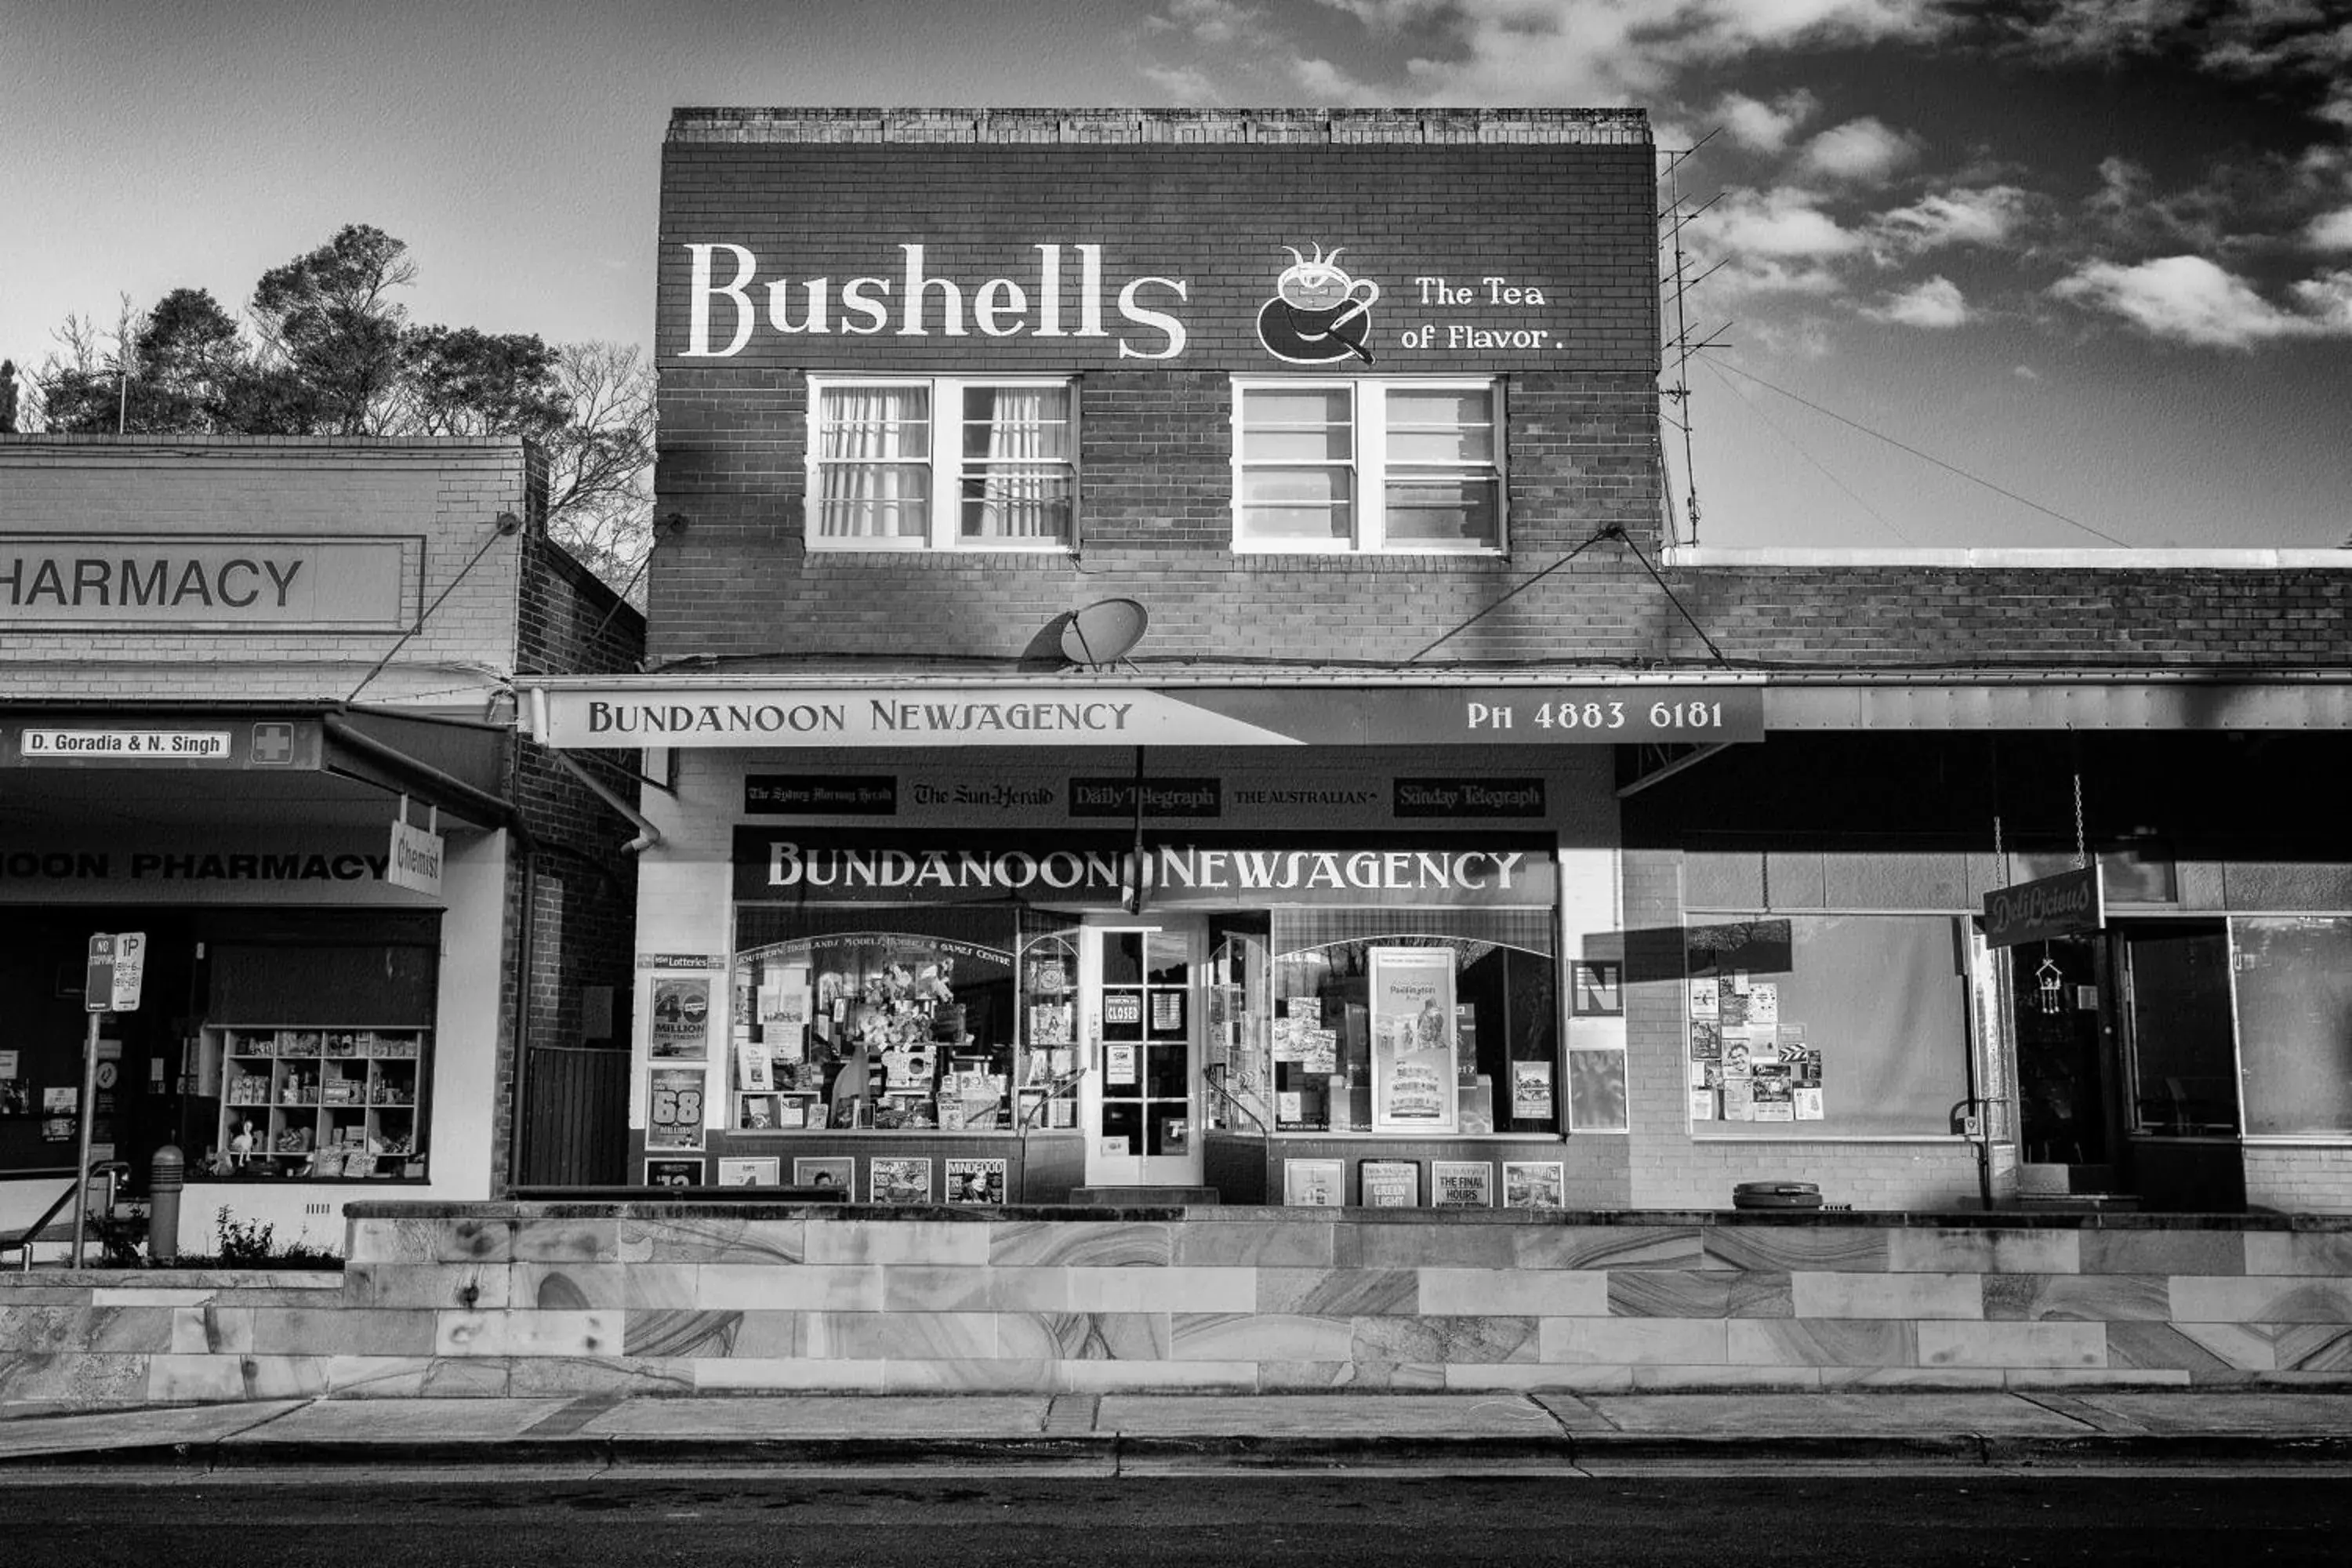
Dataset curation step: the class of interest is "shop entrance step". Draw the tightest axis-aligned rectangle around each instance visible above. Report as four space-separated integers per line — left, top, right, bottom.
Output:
1065 1185 1221 1206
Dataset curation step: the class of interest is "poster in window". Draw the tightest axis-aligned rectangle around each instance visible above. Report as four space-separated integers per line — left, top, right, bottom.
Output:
1502 1160 1566 1210
793 1156 854 1193
1369 946 1458 1134
1794 1086 1825 1120
1512 1061 1553 1120
650 975 713 1059
1360 1159 1419 1207
1283 1157 1344 1207
946 1157 1007 1205
1722 1075 1755 1122
738 1092 780 1130
870 1157 932 1204
644 1157 703 1187
646 1066 707 1151
1690 980 1719 1022
1571 960 1623 1017
1749 1062 1795 1122
1106 1042 1138 1086
1150 989 1185 1033
1690 1022 1722 1062
1432 1160 1494 1207
1748 982 1779 1025
1689 1087 1719 1121
735 1039 775 1093
717 1156 779 1187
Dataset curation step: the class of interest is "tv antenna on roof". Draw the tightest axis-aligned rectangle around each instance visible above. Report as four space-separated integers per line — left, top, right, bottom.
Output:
1659 132 1733 548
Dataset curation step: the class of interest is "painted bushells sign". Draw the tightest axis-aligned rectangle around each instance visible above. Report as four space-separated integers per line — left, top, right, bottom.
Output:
656 140 1657 374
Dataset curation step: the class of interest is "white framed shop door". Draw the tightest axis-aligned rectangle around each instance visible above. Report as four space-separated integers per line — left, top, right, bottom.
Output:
1079 916 1205 1189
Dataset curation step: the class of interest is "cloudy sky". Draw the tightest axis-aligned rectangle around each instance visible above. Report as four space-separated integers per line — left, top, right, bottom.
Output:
5 0 2349 550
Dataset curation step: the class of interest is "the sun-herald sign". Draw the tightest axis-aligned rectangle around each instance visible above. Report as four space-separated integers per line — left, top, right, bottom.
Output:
0 536 412 630
1983 866 2105 949
533 684 1763 750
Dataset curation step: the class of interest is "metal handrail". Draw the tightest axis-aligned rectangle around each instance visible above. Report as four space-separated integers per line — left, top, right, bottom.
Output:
1016 1066 1090 1132
1202 1062 1270 1137
4 1160 130 1270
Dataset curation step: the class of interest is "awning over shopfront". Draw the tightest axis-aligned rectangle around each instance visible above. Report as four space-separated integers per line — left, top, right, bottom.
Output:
0 705 514 833
517 669 2352 751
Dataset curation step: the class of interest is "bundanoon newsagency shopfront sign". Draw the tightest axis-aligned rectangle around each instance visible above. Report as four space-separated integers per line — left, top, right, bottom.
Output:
735 829 1555 909
537 684 1762 750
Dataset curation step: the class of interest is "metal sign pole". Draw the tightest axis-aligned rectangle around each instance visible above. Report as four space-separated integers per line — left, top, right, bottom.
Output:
70 1009 101 1269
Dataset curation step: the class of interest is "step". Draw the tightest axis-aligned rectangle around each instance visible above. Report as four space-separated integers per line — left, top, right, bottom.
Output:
1065 1186 1221 1206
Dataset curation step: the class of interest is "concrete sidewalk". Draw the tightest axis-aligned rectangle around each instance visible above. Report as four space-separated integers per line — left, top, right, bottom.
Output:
2 1390 2347 1474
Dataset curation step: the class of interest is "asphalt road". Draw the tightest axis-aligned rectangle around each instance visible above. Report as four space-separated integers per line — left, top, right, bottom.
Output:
4 1475 2349 1566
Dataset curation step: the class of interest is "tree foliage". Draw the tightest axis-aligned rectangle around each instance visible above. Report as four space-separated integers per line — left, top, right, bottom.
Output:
27 225 651 595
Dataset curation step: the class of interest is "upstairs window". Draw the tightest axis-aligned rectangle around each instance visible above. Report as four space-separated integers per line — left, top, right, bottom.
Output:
1233 379 1503 553
809 376 1076 550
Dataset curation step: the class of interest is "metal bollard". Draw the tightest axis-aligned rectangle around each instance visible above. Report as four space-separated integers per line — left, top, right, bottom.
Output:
149 1143 183 1263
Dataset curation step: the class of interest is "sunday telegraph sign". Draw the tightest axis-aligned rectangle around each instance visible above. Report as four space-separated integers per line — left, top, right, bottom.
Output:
0 536 415 630
535 684 1762 750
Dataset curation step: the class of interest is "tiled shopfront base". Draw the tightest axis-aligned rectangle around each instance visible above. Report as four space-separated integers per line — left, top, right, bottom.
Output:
5 1206 2349 1408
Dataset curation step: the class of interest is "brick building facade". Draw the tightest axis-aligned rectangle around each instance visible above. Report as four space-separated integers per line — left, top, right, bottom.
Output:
518 107 2352 1216
0 437 643 1253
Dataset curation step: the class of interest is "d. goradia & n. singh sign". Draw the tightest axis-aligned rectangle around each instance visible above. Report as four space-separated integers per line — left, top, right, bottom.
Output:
0 536 418 630
732 828 1556 909
532 684 1763 749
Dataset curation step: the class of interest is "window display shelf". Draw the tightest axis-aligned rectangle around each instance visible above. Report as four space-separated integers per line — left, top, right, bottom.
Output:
204 1025 429 1180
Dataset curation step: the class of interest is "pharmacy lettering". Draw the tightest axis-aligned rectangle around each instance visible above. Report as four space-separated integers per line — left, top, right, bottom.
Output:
732 829 1554 909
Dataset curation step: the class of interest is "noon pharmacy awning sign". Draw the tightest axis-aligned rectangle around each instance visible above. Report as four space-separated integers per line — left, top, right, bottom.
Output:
527 682 1765 750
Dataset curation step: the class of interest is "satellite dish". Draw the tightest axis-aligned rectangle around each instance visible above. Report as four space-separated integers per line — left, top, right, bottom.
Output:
1060 597 1149 666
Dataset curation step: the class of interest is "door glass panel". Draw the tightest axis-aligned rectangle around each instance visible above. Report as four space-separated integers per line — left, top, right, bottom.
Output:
2123 927 2239 1136
2011 937 2107 1164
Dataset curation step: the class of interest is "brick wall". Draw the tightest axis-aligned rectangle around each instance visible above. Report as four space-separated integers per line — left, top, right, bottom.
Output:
0 437 532 704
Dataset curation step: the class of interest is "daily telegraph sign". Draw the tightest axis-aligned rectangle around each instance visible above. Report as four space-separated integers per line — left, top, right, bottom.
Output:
733 828 1555 908
1983 866 2105 949
0 536 413 630
535 684 1762 750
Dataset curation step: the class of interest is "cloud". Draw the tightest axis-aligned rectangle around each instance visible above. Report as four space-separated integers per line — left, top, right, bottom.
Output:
1796 117 1922 186
1321 0 1953 106
1872 185 2034 256
1291 56 1376 102
1864 275 1971 327
1141 63 1223 104
1156 0 1267 47
1715 89 1820 154
2050 254 2352 347
1709 187 1868 260
2310 207 2352 250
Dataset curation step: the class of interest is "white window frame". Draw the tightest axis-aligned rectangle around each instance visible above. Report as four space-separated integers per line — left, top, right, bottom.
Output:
1229 377 1504 555
805 373 1079 552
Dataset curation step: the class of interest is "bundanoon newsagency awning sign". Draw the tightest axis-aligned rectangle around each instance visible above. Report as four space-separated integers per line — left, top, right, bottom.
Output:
534 684 1762 749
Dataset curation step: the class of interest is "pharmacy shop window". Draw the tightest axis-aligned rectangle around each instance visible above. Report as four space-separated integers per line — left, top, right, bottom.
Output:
1232 379 1502 554
808 376 1076 551
1261 908 1559 1134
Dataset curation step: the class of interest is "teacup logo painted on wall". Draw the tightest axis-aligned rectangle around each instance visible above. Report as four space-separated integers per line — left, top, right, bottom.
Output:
1257 245 1379 365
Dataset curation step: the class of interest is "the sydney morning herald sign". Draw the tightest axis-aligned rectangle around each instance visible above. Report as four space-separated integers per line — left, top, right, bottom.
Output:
656 143 1649 372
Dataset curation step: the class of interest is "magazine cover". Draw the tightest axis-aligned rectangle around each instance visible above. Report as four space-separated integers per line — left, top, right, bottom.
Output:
1283 1157 1344 1207
792 1156 853 1193
945 1157 1007 1205
1502 1160 1566 1210
716 1156 779 1186
869 1156 933 1204
644 1157 703 1187
1369 946 1458 1133
1360 1159 1419 1207
1431 1160 1494 1207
